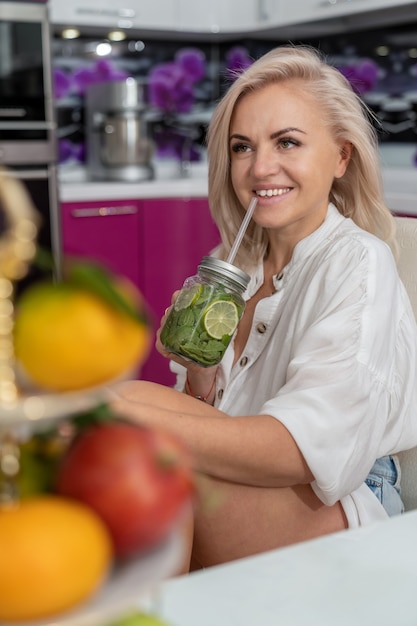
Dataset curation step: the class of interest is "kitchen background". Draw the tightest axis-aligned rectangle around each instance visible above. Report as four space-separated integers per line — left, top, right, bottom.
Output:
52 13 417 173
48 2 417 385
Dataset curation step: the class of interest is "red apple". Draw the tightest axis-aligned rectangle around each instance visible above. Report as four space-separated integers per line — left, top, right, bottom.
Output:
55 421 194 559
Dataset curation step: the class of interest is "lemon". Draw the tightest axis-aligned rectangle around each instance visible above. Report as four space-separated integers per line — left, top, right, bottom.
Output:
0 495 113 622
14 280 152 392
203 299 239 339
173 284 202 311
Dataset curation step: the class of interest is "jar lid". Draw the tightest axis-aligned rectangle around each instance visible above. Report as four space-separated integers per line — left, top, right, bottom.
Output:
199 256 250 292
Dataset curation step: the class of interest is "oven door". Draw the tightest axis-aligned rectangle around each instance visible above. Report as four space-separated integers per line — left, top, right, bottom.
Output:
0 1 56 164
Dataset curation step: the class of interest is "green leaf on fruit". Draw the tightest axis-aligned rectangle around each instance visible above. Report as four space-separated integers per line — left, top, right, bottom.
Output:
70 403 117 430
17 430 71 498
33 246 56 272
66 259 149 325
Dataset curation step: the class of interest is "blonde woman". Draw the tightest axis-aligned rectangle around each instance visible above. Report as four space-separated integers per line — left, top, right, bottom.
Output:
111 46 417 570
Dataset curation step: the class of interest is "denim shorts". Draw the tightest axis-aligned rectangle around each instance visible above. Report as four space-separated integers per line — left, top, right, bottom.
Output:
365 455 404 516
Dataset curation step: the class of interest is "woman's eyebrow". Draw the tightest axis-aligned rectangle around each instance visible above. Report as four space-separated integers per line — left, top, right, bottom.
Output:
229 133 249 142
270 127 306 139
229 127 307 143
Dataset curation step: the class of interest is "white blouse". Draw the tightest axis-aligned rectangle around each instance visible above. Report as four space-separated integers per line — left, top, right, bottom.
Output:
173 204 417 527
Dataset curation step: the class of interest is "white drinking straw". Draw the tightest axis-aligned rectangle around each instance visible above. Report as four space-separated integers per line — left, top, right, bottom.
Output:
226 197 258 265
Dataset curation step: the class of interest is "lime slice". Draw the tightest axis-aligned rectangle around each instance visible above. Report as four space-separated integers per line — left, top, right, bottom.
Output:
174 284 202 311
203 300 239 339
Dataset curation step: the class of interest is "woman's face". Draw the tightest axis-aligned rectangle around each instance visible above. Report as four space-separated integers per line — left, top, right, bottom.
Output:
229 81 351 241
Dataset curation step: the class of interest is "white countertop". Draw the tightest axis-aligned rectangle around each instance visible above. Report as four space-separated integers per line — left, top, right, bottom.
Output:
58 160 417 216
58 162 209 203
141 510 417 626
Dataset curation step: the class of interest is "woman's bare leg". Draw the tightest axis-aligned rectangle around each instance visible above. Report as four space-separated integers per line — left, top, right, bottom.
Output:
190 476 347 569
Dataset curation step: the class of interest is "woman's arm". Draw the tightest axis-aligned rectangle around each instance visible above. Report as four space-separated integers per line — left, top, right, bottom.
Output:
108 380 313 488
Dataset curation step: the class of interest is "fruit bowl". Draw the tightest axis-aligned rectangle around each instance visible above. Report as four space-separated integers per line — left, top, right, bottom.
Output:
0 383 114 435
0 388 190 626
0 170 186 625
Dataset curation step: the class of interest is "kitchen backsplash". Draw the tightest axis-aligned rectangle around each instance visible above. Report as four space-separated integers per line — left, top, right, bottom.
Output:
52 18 417 170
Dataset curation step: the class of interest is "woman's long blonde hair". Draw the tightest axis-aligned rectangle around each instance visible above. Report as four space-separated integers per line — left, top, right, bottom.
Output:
207 45 396 269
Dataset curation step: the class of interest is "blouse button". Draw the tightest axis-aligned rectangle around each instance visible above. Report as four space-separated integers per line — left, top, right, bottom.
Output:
217 388 224 400
256 322 267 334
239 356 248 367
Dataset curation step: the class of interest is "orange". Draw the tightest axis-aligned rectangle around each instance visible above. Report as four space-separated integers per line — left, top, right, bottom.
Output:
13 279 152 392
0 495 113 621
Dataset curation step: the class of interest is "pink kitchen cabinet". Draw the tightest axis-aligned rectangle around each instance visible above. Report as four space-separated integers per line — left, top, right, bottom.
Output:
61 199 143 287
139 196 221 386
61 196 220 387
61 197 145 382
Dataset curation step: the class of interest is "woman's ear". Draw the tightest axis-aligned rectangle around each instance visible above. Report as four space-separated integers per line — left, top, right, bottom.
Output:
335 141 353 178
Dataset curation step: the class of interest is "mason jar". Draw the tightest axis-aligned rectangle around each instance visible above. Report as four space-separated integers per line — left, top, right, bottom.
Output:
160 256 250 367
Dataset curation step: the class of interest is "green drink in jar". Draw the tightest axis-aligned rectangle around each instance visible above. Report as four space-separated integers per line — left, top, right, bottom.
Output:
160 257 250 367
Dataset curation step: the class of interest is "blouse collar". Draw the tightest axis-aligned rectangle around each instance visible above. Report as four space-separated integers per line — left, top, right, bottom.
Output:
245 203 346 298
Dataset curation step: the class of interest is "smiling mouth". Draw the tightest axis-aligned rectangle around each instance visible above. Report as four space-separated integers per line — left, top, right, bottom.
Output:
255 188 292 198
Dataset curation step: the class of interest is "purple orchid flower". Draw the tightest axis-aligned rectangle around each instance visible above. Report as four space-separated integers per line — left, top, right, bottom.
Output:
53 68 72 100
338 59 379 95
58 139 86 164
153 126 200 161
148 47 207 161
148 63 194 114
73 141 86 163
225 46 253 80
148 47 206 114
72 59 129 96
58 138 73 163
148 66 192 113
175 48 206 83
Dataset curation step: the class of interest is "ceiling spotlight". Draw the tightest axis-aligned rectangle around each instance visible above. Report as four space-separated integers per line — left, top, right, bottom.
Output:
375 46 390 57
95 42 112 56
61 28 81 40
108 30 126 42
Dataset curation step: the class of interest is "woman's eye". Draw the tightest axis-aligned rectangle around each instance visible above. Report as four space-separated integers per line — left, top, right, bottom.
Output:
279 138 299 149
231 142 251 153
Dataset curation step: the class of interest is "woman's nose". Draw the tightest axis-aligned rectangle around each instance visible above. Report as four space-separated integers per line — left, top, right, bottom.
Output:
251 145 280 178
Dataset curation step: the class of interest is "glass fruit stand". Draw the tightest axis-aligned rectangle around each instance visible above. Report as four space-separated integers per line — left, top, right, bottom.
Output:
0 169 184 626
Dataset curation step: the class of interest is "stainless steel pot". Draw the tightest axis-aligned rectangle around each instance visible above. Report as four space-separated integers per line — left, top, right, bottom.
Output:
86 78 154 182
99 111 154 167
